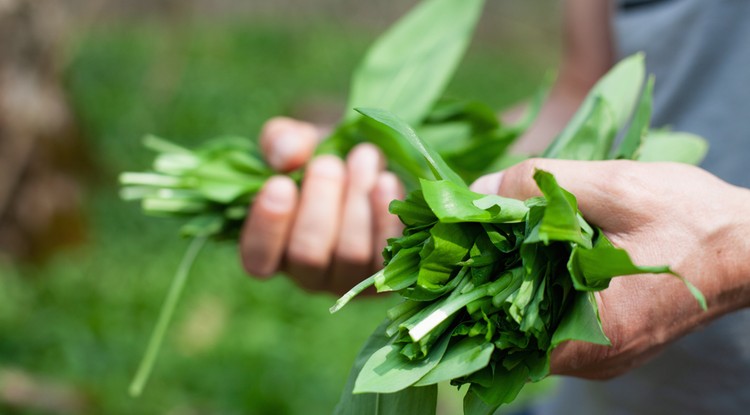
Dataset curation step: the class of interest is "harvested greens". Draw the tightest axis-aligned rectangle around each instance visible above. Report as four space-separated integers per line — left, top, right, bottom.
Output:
330 56 707 415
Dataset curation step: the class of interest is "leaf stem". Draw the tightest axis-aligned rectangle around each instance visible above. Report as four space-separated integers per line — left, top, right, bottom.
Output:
329 270 381 314
129 236 208 397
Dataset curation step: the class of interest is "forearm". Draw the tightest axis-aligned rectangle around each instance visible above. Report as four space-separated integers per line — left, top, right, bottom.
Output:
505 0 615 156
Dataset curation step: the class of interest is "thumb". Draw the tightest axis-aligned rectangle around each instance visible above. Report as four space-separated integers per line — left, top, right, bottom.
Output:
260 117 322 172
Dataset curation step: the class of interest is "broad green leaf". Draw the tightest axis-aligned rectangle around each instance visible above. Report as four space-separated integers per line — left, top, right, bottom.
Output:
544 53 645 158
567 232 707 309
421 179 528 223
413 337 494 386
550 96 617 160
377 247 422 292
356 108 465 185
345 0 485 125
532 170 590 247
354 332 451 394
334 321 438 415
568 244 671 291
551 291 610 347
463 364 529 414
636 130 708 165
389 190 437 227
615 75 654 159
417 222 474 289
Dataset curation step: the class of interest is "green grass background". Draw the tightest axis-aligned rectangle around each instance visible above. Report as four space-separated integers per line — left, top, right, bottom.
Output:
1 17 556 415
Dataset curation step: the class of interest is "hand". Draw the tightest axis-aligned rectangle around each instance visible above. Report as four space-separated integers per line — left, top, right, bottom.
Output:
472 159 750 379
240 117 404 294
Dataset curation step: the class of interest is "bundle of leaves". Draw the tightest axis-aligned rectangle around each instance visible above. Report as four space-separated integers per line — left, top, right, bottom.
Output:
331 55 708 415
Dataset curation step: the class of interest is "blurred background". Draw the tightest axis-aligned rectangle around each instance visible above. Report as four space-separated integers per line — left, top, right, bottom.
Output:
0 0 560 413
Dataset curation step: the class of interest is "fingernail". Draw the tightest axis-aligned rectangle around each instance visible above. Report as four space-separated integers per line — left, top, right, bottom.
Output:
260 177 296 212
349 143 384 171
308 155 345 180
470 172 504 194
268 133 300 171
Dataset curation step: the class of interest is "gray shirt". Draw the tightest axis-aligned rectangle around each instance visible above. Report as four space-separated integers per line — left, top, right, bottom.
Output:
534 0 750 413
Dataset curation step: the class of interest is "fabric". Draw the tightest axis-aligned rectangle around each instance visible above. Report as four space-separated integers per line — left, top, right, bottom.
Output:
533 0 750 414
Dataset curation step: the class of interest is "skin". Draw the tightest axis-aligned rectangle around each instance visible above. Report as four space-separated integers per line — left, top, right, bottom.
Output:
240 117 403 293
240 0 750 379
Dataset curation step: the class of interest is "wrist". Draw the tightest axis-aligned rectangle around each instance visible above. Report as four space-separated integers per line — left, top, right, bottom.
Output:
715 185 750 311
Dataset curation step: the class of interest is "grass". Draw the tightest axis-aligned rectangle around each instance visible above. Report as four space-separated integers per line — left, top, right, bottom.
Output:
0 17 554 414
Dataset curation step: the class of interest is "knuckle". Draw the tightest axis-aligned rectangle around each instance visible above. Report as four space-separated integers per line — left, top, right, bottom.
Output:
287 241 330 271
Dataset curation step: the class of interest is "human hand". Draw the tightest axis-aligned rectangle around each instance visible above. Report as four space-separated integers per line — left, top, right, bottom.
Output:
472 159 750 380
240 117 404 294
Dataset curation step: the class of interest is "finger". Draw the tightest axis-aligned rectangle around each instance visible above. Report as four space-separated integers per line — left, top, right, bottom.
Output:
370 171 405 270
330 144 385 292
240 176 298 278
259 117 321 172
286 155 346 290
469 172 504 194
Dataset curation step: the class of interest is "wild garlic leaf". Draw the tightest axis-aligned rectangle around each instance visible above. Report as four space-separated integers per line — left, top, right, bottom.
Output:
544 53 645 158
551 96 617 160
551 291 610 347
568 244 670 291
357 108 465 185
615 75 654 159
334 321 439 415
354 332 451 394
463 364 529 415
413 337 494 386
345 0 485 125
376 246 422 292
532 170 590 247
417 222 475 290
420 179 528 223
636 130 709 165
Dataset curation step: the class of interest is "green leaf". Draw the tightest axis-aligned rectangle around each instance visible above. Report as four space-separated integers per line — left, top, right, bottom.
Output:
421 179 528 224
334 321 438 415
417 222 474 289
568 244 670 291
357 108 466 185
532 170 590 247
413 337 494 386
463 364 529 414
544 53 645 159
345 0 485 125
551 291 610 347
636 130 708 165
354 332 451 394
376 247 422 292
615 75 654 159
567 231 707 309
389 190 437 227
549 96 617 160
